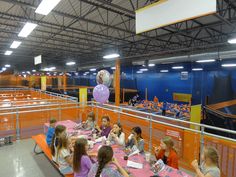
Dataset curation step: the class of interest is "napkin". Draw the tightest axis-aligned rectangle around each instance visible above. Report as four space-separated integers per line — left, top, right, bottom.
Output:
127 160 143 169
128 149 139 157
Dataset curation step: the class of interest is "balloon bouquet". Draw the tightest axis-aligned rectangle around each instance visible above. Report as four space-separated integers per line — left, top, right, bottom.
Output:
93 70 111 104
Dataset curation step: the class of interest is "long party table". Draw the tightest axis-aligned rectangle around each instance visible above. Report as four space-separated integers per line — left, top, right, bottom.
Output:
44 120 192 177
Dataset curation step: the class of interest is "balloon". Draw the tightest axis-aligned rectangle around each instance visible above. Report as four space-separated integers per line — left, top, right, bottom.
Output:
93 84 110 104
96 70 111 87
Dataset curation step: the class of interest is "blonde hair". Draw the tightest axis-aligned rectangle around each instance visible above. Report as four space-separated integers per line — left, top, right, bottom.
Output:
204 147 219 167
162 136 174 149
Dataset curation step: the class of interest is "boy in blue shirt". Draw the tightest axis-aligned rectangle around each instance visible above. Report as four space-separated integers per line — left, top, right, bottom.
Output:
46 118 57 146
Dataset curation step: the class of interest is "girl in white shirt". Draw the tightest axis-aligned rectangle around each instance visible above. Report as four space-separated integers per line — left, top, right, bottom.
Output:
108 123 125 146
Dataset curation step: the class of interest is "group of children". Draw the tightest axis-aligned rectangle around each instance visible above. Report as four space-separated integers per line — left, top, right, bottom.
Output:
46 113 220 177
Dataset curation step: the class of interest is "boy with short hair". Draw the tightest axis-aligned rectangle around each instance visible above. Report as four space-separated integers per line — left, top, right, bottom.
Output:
46 118 57 146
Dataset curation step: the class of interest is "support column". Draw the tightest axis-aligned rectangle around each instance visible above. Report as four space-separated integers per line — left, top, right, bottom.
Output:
115 60 120 106
63 74 67 93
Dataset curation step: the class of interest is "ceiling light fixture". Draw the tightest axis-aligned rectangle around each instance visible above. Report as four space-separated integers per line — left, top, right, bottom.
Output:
196 59 215 63
103 53 120 59
228 38 236 44
140 68 148 71
5 64 11 68
10 41 22 49
137 71 143 74
35 0 62 15
222 63 236 67
111 67 116 70
4 50 13 55
18 22 37 38
66 61 76 66
148 63 155 67
90 68 96 71
32 69 36 72
160 70 169 73
172 66 184 69
192 68 203 71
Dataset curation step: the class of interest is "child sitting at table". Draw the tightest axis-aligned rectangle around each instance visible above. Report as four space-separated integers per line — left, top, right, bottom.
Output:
73 138 93 177
82 112 95 130
126 126 144 153
46 118 57 146
108 123 125 146
96 116 112 138
191 147 220 177
54 133 73 175
88 146 129 177
51 125 66 162
155 136 178 169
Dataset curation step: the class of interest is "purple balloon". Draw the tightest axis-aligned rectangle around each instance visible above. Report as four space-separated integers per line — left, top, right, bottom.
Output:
93 84 110 104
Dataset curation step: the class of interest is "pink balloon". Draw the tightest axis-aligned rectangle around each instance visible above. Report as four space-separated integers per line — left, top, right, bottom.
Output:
93 84 110 104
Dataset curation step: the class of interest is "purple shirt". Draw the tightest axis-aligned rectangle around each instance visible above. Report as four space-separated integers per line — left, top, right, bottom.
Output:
100 126 112 138
74 155 93 177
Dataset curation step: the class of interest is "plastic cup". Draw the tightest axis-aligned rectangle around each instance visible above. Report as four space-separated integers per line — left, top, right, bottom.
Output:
106 140 111 146
93 134 96 139
145 152 151 162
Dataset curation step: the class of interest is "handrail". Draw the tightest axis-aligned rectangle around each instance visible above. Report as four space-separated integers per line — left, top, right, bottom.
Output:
96 102 236 136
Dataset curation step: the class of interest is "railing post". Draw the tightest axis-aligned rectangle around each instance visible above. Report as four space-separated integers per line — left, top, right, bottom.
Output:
200 126 205 164
149 115 153 152
96 103 99 123
16 109 20 140
59 103 62 121
118 107 122 123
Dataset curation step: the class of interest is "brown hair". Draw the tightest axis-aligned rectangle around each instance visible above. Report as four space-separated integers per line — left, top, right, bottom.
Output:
73 138 88 172
114 122 123 137
102 115 110 122
87 112 95 121
162 136 174 149
49 118 57 124
95 146 113 177
204 147 219 167
56 133 69 160
51 125 66 156
132 126 143 139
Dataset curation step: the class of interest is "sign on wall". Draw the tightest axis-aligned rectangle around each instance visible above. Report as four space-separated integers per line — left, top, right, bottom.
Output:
41 76 46 91
79 88 87 106
136 0 216 34
173 93 192 102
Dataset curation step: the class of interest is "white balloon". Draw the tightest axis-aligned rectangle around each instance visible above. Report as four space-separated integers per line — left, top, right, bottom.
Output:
96 70 112 87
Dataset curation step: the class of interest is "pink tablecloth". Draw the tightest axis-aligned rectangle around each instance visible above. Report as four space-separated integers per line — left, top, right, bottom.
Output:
45 120 192 177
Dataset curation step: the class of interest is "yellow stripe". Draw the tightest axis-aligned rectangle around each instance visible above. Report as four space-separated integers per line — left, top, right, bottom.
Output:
135 0 168 13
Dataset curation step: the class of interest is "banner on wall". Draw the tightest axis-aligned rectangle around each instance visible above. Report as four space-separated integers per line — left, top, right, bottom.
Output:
79 88 87 106
135 0 216 34
41 76 46 91
173 93 192 102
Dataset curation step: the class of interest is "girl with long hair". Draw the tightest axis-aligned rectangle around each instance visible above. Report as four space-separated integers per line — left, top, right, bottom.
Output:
155 136 178 169
191 147 220 177
126 126 144 153
108 123 125 146
88 146 129 177
73 138 93 177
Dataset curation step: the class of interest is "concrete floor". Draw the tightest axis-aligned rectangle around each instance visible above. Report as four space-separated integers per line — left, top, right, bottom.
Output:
0 139 61 177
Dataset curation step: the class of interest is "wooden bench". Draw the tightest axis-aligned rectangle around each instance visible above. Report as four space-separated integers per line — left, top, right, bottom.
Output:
32 134 73 177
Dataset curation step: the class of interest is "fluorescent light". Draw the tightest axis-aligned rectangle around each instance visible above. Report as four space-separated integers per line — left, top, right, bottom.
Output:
196 59 215 63
5 64 11 68
181 71 188 74
10 41 22 49
137 71 143 74
90 68 96 71
27 71 31 74
93 73 97 75
83 73 87 76
43 67 56 71
103 53 120 59
160 70 169 73
35 0 62 15
228 38 236 44
111 67 116 70
85 72 89 74
148 63 155 67
32 69 36 72
192 68 203 71
4 50 12 55
140 68 148 71
22 71 25 74
172 66 184 69
222 63 236 67
66 61 75 66
18 22 37 38
2 67 6 71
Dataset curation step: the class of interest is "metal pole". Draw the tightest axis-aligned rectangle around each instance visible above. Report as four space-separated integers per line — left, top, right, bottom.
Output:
118 108 122 123
149 115 153 152
59 103 62 121
200 126 205 164
16 109 20 140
